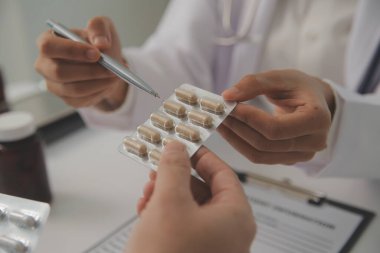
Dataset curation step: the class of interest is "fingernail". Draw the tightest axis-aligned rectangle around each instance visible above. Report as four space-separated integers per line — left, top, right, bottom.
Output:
86 49 98 60
222 87 241 99
164 141 186 154
93 36 108 46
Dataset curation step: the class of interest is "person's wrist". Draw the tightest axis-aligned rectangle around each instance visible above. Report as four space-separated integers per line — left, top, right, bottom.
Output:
110 79 129 108
95 79 128 112
94 56 129 112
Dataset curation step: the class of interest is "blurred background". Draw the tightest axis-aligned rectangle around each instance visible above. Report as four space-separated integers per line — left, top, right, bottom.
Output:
0 0 169 84
0 0 169 128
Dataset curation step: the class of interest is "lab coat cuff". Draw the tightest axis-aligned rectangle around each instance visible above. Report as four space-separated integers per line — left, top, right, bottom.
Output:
324 80 344 134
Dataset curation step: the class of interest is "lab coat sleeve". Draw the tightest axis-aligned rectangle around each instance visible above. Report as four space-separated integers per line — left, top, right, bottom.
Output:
300 81 380 178
79 0 218 130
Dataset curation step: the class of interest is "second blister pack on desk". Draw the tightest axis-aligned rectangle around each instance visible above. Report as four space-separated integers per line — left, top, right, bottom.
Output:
0 194 50 253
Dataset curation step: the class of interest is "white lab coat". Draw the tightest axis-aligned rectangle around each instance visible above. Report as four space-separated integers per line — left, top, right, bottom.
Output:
80 0 380 178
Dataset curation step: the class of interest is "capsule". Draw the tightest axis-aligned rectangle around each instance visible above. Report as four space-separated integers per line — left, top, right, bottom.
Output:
163 100 187 118
137 125 161 144
175 88 198 105
150 113 174 131
162 136 178 146
188 110 213 128
0 236 28 253
9 211 39 229
149 149 162 165
123 137 147 157
199 97 225 114
175 123 201 142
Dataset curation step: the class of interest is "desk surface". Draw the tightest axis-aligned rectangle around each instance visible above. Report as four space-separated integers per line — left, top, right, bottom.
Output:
35 128 379 253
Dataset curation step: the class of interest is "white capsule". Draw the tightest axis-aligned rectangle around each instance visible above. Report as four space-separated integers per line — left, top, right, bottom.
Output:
9 211 39 229
199 97 225 114
163 100 187 118
175 88 198 105
0 236 28 253
188 110 213 128
175 123 201 142
123 137 147 157
149 149 162 165
150 113 174 131
137 125 161 144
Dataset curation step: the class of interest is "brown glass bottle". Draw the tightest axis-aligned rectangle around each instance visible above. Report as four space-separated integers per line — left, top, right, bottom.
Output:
0 112 52 203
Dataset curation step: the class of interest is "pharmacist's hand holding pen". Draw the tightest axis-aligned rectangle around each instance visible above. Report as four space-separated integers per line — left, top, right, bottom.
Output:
219 69 335 165
34 16 128 111
127 142 255 253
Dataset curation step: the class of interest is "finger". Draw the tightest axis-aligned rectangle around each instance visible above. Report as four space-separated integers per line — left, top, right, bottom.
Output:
87 16 112 49
154 142 192 201
37 31 100 62
217 124 315 165
137 176 156 215
222 70 299 101
136 197 146 215
143 180 155 201
36 57 114 83
149 170 157 180
191 146 245 201
230 103 330 140
222 117 327 152
60 89 106 108
190 175 211 205
46 77 118 99
149 162 210 204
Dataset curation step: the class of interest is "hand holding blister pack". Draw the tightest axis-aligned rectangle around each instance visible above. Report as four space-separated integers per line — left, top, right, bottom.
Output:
0 193 50 253
119 84 236 169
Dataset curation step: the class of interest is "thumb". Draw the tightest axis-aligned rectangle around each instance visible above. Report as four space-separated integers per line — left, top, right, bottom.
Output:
87 17 112 49
154 141 192 201
222 70 294 102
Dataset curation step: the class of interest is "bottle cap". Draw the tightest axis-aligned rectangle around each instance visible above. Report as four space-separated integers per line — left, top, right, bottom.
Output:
0 111 36 142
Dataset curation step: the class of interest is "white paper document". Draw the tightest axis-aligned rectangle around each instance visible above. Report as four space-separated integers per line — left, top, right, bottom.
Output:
84 183 371 253
245 184 362 253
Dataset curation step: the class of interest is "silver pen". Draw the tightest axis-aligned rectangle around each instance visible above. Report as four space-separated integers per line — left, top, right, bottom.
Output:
46 19 160 98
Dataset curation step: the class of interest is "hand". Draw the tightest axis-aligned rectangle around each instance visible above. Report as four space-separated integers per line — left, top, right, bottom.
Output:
219 69 335 165
126 142 255 253
34 16 128 111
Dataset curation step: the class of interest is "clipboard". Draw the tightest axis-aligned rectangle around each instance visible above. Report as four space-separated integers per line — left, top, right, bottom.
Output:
237 171 376 253
83 171 376 253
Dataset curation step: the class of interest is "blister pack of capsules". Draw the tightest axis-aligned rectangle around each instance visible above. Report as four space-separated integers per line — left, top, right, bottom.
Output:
0 193 50 253
119 83 237 169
